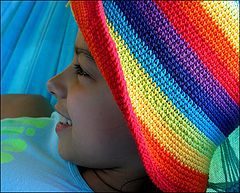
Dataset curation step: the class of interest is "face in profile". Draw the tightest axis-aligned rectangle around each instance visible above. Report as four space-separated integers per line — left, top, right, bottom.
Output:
47 29 142 170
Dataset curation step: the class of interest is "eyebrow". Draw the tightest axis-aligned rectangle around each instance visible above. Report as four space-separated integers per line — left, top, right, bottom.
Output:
74 45 95 63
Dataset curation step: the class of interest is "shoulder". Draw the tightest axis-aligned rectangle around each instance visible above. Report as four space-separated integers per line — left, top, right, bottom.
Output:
1 94 54 120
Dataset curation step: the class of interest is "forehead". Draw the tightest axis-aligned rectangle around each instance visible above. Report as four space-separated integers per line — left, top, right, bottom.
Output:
75 29 90 51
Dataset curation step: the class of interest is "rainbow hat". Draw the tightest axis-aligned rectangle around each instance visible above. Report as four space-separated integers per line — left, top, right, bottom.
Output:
67 1 239 192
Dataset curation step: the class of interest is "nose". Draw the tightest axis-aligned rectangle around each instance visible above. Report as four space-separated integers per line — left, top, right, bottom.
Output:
47 73 67 99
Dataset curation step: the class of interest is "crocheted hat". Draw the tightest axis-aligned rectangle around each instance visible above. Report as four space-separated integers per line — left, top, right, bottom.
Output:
66 1 239 192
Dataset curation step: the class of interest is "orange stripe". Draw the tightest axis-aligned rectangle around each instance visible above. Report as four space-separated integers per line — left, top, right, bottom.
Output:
139 118 209 192
123 74 211 173
200 1 239 54
124 74 209 190
178 1 239 80
155 0 239 108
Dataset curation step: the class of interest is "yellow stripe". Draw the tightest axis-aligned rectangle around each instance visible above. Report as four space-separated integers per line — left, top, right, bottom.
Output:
106 20 217 174
200 1 239 55
105 21 216 152
222 1 239 22
126 74 211 174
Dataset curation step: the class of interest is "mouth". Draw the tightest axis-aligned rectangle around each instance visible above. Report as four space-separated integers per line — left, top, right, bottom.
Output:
59 114 72 126
56 111 72 126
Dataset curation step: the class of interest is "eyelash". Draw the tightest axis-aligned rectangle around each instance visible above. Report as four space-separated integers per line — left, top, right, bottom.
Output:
73 64 89 77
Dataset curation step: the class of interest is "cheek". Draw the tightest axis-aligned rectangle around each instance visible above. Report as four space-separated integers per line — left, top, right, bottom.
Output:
68 84 123 129
66 85 136 167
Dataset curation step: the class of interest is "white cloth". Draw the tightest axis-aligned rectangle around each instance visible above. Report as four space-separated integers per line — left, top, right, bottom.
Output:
1 111 93 192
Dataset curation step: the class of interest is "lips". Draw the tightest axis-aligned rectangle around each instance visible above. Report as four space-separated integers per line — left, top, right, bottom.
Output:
56 121 72 133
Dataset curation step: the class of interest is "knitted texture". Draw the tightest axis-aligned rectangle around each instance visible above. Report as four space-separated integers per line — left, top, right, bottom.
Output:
67 1 239 192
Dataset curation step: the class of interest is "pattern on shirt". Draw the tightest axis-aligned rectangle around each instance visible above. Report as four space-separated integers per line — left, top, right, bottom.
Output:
1 117 51 164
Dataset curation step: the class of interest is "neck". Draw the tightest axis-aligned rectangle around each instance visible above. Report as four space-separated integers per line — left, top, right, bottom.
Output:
77 165 149 192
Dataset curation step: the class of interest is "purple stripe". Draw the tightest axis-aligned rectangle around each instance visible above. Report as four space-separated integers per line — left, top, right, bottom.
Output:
135 0 239 124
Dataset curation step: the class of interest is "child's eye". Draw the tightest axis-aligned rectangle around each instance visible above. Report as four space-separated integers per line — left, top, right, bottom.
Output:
73 64 89 77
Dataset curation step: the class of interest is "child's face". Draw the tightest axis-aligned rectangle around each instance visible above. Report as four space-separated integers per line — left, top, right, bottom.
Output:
47 30 141 169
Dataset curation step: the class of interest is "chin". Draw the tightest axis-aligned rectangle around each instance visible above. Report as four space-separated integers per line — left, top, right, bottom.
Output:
58 140 71 161
57 129 74 161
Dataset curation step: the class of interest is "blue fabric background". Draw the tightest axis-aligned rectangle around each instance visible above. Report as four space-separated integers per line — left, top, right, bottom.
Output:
1 1 78 108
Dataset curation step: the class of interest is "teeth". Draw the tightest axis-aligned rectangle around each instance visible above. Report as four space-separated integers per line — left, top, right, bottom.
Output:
59 114 67 124
59 114 72 126
67 119 72 126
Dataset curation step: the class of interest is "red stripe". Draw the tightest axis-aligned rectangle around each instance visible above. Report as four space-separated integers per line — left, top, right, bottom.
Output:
138 117 209 192
154 0 239 105
70 1 209 192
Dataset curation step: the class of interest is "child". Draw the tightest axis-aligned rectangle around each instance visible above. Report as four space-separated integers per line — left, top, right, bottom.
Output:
1 1 239 192
46 27 159 192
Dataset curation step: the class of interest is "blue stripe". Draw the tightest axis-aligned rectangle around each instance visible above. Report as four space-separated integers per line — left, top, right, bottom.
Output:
112 0 238 136
135 0 239 134
103 1 226 145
